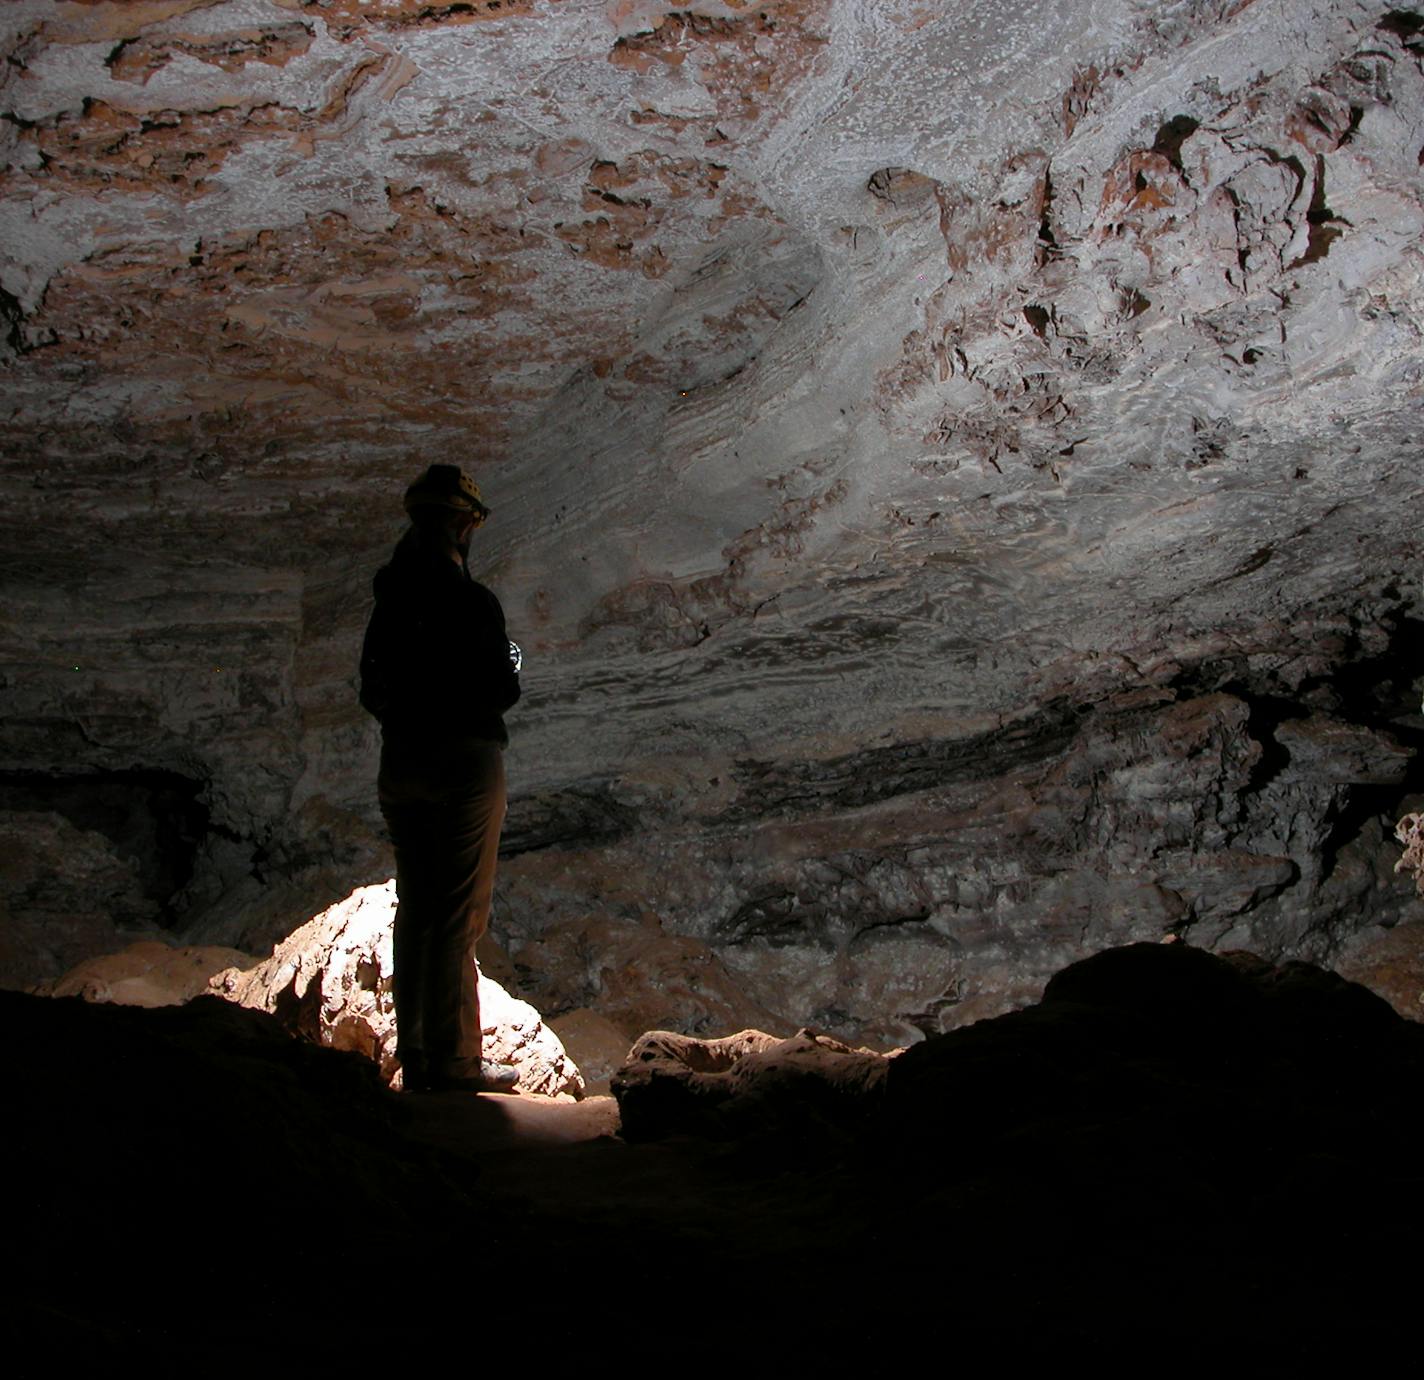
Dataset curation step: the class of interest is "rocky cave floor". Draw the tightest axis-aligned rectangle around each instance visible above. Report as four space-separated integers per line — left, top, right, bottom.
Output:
9 942 1421 1365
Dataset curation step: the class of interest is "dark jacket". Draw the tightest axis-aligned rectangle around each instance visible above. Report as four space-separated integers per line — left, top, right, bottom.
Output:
359 527 521 746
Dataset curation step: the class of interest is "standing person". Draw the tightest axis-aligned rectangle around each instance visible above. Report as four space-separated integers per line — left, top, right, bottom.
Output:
359 464 523 1093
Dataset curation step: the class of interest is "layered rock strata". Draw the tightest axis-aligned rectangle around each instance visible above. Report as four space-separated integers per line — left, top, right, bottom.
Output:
2 1 1422 1040
496 642 1423 1047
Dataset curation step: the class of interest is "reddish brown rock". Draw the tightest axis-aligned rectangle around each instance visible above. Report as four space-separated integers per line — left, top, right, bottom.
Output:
36 938 252 1007
1336 916 1424 1022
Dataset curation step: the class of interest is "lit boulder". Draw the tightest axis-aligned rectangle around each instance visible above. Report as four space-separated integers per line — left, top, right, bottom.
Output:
210 880 584 1098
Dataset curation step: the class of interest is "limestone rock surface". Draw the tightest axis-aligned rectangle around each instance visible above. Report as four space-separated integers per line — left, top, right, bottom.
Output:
0 810 158 991
37 937 253 1007
2 0 1423 1043
546 1006 638 1094
612 1023 892 1138
1396 810 1424 896
211 879 584 1096
1336 915 1424 1021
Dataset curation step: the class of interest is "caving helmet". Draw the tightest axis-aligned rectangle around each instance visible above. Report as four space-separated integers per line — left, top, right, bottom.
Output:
403 464 491 526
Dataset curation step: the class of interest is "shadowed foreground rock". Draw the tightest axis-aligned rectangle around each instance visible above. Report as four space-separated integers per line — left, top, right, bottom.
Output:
5 989 487 1365
612 1027 893 1141
8 943 1421 1362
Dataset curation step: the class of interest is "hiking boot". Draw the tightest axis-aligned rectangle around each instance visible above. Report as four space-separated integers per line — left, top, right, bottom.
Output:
430 1061 520 1094
399 1051 430 1093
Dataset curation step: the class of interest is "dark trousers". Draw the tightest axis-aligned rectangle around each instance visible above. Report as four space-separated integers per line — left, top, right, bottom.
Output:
378 737 506 1082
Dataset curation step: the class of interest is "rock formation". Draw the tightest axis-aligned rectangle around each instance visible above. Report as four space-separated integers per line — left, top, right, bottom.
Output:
612 1023 891 1138
37 936 252 1007
210 878 584 1095
34 878 585 1094
2 1 1422 1042
1396 809 1424 896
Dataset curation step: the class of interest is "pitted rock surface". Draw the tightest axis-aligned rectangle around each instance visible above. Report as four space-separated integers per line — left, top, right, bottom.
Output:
2 1 1422 1036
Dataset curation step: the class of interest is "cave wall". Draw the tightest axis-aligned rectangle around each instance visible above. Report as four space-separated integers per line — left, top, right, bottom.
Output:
2 1 1422 1025
494 606 1423 1046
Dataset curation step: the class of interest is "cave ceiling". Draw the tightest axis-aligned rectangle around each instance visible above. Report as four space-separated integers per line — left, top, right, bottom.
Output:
3 0 1423 843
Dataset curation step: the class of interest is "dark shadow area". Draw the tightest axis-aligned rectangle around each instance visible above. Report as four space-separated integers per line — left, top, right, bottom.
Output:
0 768 208 925
7 943 1419 1363
499 781 639 857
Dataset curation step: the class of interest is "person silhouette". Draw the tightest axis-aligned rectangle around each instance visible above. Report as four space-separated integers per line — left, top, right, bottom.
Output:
359 464 522 1092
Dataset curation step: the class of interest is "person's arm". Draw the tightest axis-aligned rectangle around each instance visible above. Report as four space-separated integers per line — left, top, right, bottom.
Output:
461 581 521 714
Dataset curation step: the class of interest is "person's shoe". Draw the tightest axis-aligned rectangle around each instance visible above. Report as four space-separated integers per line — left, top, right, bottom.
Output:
430 1061 520 1094
399 1052 430 1093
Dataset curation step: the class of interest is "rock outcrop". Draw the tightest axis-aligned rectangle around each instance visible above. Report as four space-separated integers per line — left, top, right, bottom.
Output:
1396 810 1424 897
210 879 584 1096
37 937 252 1007
611 1024 892 1139
499 677 1423 1048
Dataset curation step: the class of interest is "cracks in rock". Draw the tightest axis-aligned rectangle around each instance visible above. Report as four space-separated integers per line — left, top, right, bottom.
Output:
716 880 937 953
716 890 807 948
1211 684 1302 799
848 910 934 947
1309 611 1424 886
500 783 639 857
1152 115 1201 174
902 982 966 1041
310 1 537 41
103 21 316 84
0 285 50 358
1194 609 1424 896
724 700 1088 822
1289 154 1351 269
1327 611 1424 722
1035 169 1061 265
711 611 1421 971
1378 10 1424 51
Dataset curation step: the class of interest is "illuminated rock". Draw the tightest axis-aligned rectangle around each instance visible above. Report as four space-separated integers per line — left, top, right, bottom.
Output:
1395 811 1424 898
37 938 252 1007
612 1025 893 1140
210 880 584 1097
